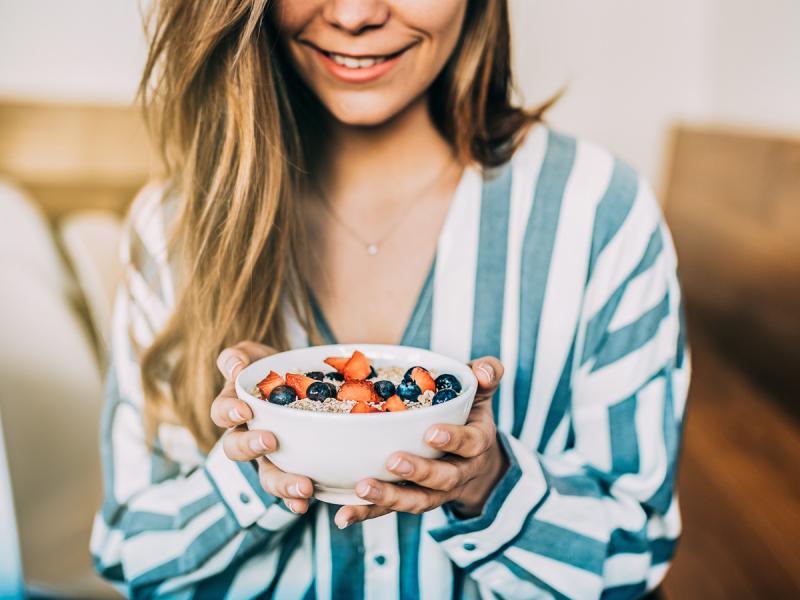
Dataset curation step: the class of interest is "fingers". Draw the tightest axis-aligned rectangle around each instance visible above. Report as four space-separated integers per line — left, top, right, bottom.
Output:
210 384 254 428
353 479 450 514
222 428 277 461
385 452 478 492
216 341 277 381
258 459 314 505
424 418 495 458
334 504 393 529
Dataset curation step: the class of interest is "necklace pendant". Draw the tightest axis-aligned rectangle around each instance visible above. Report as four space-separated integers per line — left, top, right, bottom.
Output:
366 243 379 256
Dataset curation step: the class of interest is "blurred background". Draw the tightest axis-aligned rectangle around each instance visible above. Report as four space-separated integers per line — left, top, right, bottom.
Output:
0 1 798 598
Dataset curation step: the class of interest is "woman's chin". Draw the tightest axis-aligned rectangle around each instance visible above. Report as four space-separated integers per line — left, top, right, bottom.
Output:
323 94 414 129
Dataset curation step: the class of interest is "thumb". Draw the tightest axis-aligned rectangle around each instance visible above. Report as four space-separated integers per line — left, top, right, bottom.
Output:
217 341 277 381
470 356 504 397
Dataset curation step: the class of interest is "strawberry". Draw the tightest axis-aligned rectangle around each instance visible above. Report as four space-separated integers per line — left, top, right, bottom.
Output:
351 402 379 413
384 394 408 412
337 380 378 404
323 356 349 373
256 370 284 399
410 367 436 394
343 349 372 380
285 373 317 399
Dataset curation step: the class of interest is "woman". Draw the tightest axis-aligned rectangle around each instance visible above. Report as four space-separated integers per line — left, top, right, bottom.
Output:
91 1 689 598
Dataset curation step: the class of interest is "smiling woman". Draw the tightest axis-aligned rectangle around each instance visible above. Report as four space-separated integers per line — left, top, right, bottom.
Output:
90 1 687 598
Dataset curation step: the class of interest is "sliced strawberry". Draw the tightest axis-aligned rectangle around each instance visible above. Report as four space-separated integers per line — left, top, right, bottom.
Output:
410 367 436 394
337 380 377 404
285 373 317 399
351 402 379 414
323 356 349 373
343 350 372 380
256 370 284 399
384 394 408 412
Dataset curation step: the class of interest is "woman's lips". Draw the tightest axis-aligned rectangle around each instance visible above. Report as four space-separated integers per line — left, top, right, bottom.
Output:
310 45 410 84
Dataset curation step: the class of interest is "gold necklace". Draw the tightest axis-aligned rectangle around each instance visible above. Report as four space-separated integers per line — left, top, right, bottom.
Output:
319 160 459 257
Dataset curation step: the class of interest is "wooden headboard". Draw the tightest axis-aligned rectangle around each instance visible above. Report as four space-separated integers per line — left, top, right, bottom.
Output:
663 125 800 398
0 101 155 218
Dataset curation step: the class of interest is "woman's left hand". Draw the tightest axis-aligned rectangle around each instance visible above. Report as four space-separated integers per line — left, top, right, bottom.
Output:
334 357 507 529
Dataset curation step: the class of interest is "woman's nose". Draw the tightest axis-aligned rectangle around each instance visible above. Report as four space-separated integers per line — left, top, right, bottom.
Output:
322 0 390 35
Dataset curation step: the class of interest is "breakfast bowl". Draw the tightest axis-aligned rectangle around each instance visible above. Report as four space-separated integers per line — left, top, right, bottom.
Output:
235 343 478 505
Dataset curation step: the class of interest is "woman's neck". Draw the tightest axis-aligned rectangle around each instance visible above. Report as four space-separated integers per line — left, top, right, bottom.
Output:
322 96 459 209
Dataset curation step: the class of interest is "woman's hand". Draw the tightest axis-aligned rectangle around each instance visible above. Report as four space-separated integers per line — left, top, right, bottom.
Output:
210 341 315 515
334 357 508 529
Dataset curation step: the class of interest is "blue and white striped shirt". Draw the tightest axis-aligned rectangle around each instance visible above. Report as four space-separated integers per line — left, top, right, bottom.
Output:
91 125 690 599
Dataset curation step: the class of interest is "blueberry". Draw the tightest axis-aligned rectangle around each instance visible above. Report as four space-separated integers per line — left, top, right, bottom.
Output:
368 366 378 379
269 385 297 406
305 371 325 381
373 380 396 400
432 388 458 405
403 365 428 381
325 371 344 382
434 373 462 393
396 379 421 401
307 381 336 402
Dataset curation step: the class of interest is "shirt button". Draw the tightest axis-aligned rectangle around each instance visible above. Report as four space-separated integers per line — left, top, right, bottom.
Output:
463 542 477 551
373 554 386 566
239 492 251 504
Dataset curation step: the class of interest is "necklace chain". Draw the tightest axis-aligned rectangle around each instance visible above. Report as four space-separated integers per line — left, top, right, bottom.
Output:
319 159 458 256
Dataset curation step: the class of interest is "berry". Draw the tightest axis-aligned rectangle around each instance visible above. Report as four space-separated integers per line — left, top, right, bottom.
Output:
434 373 462 394
409 367 436 394
396 379 421 401
325 371 344 382
307 381 336 402
403 365 425 381
343 350 372 380
285 373 317 398
323 356 349 373
337 380 378 404
269 385 297 406
367 366 378 379
432 388 458 405
373 380 396 400
256 370 284 399
305 371 325 381
384 394 408 412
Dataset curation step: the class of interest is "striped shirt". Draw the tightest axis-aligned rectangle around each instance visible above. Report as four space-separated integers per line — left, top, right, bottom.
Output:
91 125 690 599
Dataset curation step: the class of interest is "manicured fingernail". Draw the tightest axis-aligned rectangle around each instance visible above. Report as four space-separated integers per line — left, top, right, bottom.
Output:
289 482 310 498
228 408 245 423
426 428 450 446
336 516 352 529
223 354 242 379
476 363 494 383
286 500 298 513
248 435 268 454
356 481 378 499
388 456 412 475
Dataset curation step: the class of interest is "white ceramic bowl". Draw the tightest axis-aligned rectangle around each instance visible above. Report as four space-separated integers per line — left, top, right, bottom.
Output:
235 343 478 505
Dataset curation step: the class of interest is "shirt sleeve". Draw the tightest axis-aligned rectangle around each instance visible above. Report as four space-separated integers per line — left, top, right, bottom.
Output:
429 176 690 599
90 186 304 597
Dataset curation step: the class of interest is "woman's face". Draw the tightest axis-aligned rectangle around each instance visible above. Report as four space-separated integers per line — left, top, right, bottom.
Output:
271 0 467 126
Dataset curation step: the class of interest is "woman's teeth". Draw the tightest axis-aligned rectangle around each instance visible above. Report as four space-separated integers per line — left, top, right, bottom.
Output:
328 52 390 69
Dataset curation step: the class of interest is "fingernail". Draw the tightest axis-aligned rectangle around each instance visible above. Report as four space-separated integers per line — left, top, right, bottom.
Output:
248 435 268 454
476 363 494 383
426 428 450 446
336 516 352 529
356 481 378 499
286 500 298 513
289 482 310 498
223 354 242 379
388 456 413 476
228 408 245 423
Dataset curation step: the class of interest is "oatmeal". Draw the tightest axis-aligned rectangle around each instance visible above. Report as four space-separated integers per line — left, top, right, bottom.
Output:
254 349 463 414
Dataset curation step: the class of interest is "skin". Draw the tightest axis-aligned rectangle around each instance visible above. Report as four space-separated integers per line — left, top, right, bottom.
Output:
210 0 509 526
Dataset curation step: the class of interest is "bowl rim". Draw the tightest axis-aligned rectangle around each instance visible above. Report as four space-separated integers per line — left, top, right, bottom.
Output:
235 343 479 421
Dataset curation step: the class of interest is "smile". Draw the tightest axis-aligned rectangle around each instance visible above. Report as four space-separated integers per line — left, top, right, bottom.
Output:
323 49 403 70
301 40 414 83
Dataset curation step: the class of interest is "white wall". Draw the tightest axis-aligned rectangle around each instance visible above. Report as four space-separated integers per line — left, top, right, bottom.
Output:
1 0 798 187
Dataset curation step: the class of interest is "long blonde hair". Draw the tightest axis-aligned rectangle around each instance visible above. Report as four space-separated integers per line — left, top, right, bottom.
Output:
139 0 553 451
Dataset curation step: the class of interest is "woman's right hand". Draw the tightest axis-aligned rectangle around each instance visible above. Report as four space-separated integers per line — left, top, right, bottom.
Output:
210 341 315 515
